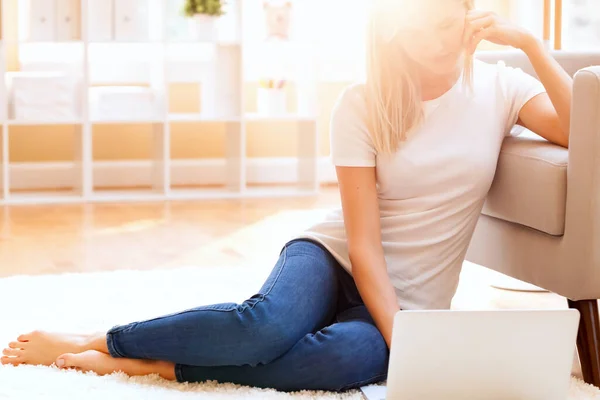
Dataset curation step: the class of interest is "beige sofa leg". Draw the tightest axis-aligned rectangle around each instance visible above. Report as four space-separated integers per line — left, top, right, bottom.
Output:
568 299 600 387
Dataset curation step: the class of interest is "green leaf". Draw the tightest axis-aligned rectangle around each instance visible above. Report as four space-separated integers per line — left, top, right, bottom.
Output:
183 0 226 17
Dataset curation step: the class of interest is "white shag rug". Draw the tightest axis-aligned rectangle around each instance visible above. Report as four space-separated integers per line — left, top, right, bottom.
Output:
1 264 600 399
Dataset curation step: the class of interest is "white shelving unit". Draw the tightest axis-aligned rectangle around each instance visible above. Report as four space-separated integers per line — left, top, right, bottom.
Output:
0 0 320 205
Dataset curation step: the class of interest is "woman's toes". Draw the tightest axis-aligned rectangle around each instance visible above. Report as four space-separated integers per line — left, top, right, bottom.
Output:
17 330 39 342
1 355 23 365
56 353 78 369
2 348 23 356
9 341 26 349
17 332 34 342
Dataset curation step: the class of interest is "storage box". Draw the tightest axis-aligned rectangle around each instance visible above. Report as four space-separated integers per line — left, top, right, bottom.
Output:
56 0 81 41
6 72 79 121
114 0 150 41
89 86 158 121
29 0 56 41
88 0 150 42
29 0 80 41
88 0 113 41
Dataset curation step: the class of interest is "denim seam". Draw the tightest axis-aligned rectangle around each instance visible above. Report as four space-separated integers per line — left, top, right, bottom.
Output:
259 243 288 299
127 307 232 322
337 372 388 392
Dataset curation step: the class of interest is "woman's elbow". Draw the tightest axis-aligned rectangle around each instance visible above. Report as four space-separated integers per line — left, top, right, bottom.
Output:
348 241 382 267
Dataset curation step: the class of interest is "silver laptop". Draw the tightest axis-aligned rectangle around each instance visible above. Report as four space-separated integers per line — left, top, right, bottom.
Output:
361 309 580 400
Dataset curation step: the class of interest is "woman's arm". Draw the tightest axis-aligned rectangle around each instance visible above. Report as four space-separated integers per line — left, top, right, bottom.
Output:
465 11 573 148
336 166 399 348
516 37 572 148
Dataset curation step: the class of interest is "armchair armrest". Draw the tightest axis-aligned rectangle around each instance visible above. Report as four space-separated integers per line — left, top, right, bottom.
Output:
564 66 600 277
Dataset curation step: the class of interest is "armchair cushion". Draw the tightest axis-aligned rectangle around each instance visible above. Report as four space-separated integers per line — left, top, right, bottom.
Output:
482 130 568 236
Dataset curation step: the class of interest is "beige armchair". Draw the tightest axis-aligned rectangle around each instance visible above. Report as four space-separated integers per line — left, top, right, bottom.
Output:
467 50 600 386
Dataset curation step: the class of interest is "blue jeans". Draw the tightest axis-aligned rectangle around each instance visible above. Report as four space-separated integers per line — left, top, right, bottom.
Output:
105 238 389 392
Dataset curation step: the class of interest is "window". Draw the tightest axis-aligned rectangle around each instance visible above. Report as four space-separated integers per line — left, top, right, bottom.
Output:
510 0 600 50
562 0 600 50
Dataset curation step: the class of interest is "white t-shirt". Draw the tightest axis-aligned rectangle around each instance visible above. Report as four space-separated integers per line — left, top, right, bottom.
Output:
292 59 546 310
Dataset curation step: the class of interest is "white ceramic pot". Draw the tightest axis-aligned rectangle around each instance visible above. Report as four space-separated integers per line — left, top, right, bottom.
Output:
257 88 287 116
194 14 218 42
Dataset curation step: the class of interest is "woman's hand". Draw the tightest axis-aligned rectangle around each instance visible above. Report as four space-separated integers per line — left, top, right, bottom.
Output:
464 10 536 54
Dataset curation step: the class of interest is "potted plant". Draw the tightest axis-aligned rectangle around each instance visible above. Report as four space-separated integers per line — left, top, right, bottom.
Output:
184 0 226 42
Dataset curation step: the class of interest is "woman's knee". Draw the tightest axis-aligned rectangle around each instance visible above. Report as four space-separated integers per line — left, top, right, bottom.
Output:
234 244 341 362
226 296 305 365
328 321 390 391
243 321 297 365
282 322 388 392
273 319 389 392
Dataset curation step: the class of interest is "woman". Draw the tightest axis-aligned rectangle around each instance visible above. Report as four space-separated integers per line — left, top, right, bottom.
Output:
2 0 572 393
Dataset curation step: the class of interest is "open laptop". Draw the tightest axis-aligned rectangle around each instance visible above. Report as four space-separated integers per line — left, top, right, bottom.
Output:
361 309 580 400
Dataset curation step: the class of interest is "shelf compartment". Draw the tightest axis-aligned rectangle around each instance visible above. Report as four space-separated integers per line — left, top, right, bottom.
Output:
245 119 319 196
169 121 243 194
87 43 164 84
166 45 241 118
91 122 168 196
244 79 319 123
7 124 85 200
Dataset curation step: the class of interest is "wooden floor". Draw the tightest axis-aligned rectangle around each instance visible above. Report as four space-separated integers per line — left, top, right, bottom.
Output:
0 185 582 376
0 187 341 278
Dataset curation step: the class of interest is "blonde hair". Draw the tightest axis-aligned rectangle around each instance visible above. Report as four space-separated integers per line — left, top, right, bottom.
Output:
365 0 475 155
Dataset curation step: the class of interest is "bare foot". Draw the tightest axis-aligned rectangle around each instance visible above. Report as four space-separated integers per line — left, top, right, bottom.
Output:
1 330 105 367
56 350 176 380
